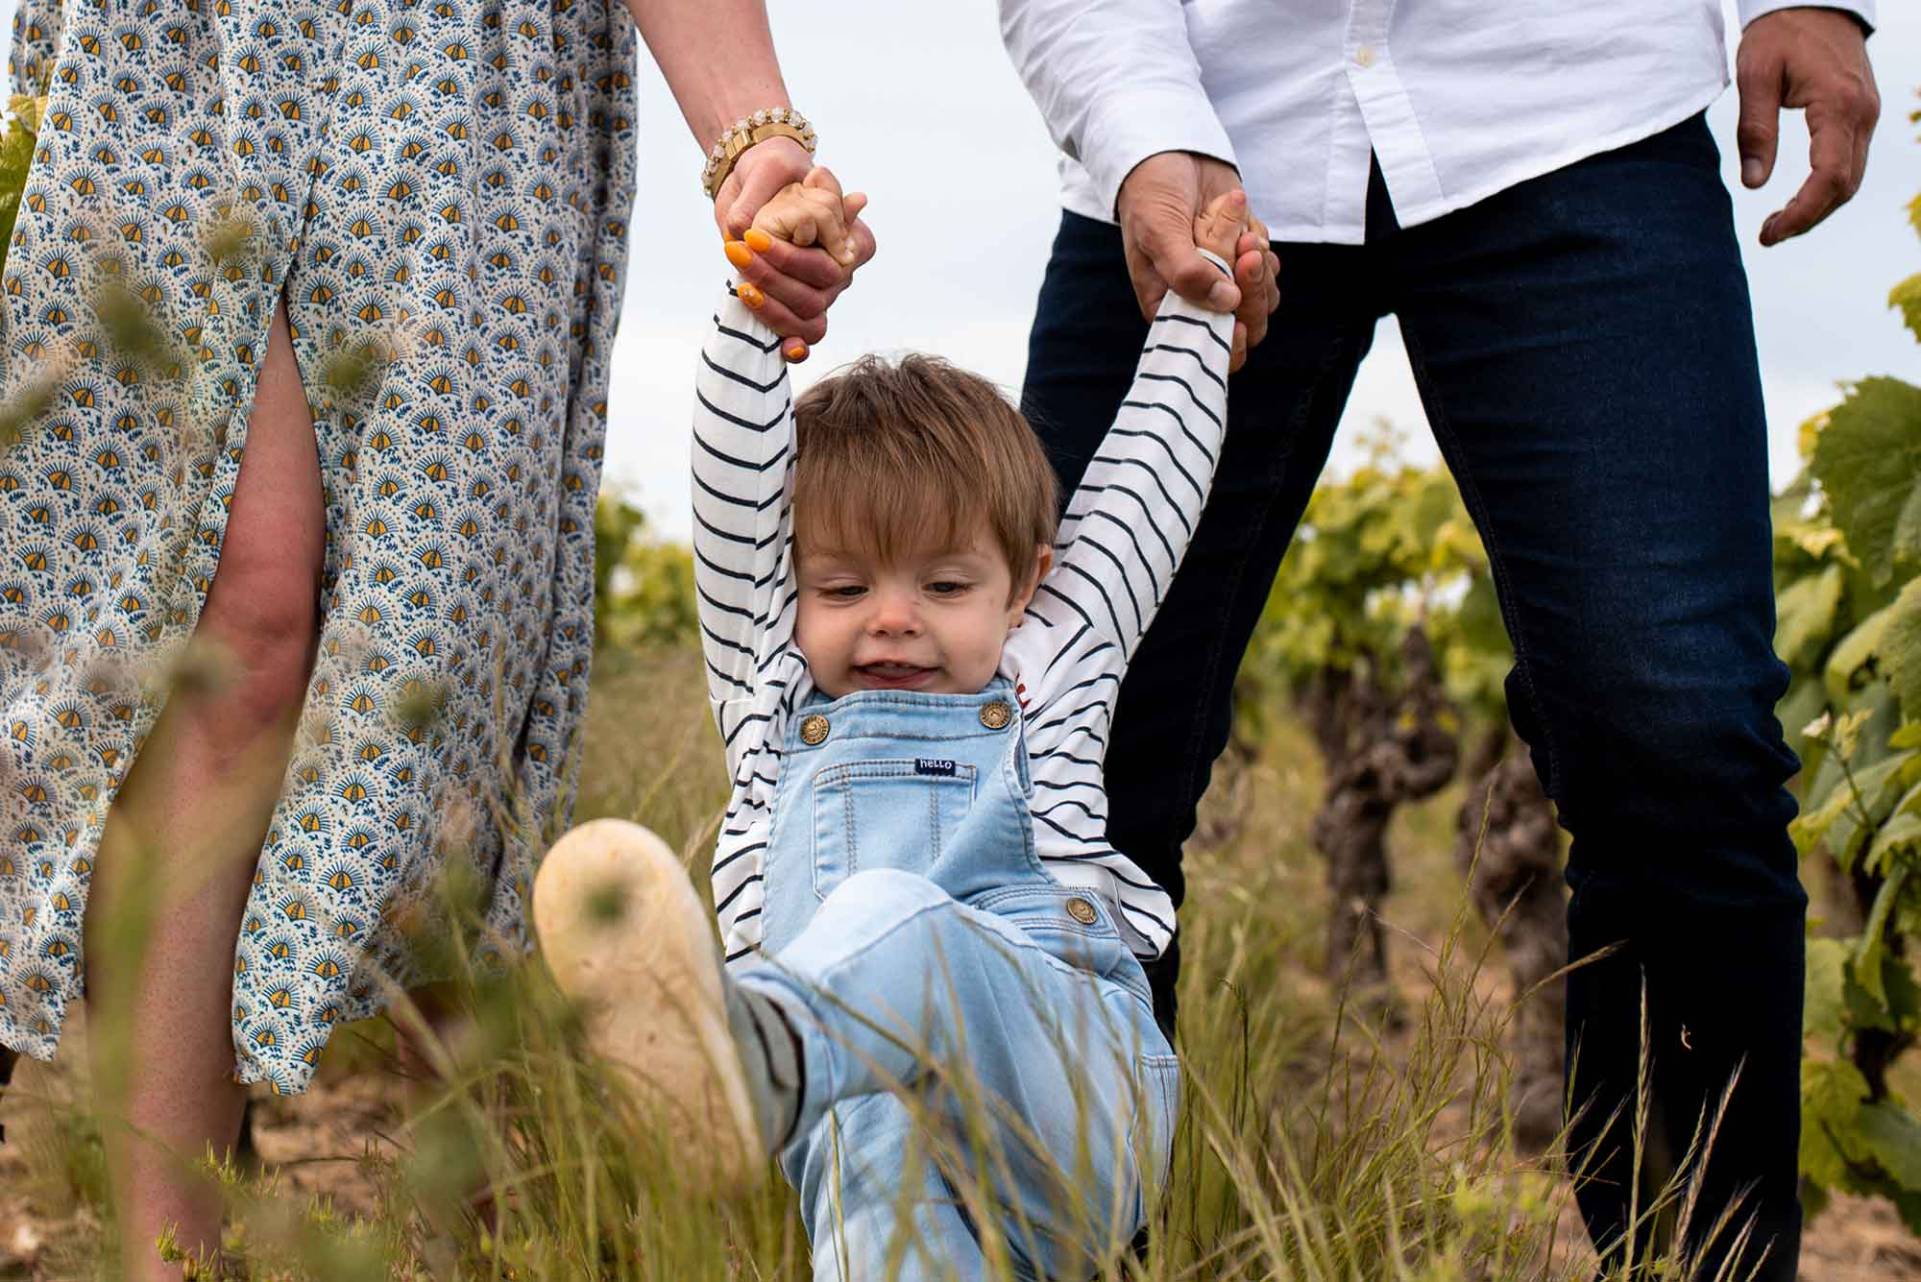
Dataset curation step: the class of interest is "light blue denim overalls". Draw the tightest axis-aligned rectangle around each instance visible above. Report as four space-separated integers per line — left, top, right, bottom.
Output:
733 678 1179 1282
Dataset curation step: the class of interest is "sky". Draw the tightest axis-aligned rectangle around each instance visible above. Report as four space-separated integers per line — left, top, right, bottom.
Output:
4 5 1917 537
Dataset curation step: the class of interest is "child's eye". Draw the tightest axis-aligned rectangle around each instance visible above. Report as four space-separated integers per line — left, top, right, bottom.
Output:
824 584 867 600
927 580 971 597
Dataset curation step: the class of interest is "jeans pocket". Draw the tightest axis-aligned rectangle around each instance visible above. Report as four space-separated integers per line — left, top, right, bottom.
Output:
1134 1051 1181 1210
811 759 978 900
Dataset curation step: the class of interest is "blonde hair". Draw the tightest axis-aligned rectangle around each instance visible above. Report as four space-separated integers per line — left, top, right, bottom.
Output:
792 354 1057 593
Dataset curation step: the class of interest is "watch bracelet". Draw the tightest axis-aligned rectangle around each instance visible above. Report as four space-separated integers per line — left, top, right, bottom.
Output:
701 108 818 200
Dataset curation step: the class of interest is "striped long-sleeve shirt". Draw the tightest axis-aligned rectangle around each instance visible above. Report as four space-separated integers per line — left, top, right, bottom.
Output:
692 259 1233 963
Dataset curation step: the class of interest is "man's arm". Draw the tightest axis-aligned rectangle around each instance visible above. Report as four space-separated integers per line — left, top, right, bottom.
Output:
999 0 1278 368
1734 4 1880 246
997 0 1235 221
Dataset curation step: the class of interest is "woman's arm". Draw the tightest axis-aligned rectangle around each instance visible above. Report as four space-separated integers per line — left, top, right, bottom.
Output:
631 0 876 343
628 0 792 158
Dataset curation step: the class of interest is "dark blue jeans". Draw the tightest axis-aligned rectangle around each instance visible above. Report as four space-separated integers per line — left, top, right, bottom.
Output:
1021 113 1805 1279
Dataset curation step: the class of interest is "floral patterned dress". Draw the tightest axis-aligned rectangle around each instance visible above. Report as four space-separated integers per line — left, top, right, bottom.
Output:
0 0 637 1092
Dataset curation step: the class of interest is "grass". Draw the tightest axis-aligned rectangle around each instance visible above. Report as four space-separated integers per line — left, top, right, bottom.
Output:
0 641 1748 1280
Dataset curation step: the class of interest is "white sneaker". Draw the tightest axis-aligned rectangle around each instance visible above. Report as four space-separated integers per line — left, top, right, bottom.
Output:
532 817 765 1195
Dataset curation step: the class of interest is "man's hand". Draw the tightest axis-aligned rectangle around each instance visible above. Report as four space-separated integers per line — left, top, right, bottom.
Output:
1736 7 1879 247
715 141 877 350
1117 151 1281 372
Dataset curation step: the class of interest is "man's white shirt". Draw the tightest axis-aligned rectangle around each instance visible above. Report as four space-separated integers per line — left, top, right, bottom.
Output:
998 0 1876 244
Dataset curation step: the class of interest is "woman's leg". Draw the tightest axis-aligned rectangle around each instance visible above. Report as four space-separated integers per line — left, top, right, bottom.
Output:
84 292 324 1280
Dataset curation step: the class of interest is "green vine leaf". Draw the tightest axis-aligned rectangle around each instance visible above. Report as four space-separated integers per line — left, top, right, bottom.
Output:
1813 377 1921 587
1896 273 1921 345
1792 751 1914 867
1803 1057 1872 1190
1776 562 1847 670
1806 938 1851 1042
1856 865 1911 1006
1827 603 1898 703
1868 811 1921 875
1858 1102 1921 1193
1885 579 1921 720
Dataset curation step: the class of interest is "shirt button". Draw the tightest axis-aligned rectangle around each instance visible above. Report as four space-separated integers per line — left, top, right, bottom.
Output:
1065 897 1099 925
799 713 830 745
979 701 1012 730
1353 45 1376 68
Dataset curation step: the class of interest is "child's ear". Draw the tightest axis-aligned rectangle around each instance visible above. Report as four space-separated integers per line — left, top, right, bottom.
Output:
1007 544 1054 625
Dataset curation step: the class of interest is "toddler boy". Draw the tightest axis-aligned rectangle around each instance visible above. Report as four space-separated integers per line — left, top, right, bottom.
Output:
537 171 1249 1279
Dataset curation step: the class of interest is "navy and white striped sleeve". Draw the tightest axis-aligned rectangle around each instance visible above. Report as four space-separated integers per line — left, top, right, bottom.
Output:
691 287 796 755
1040 251 1233 659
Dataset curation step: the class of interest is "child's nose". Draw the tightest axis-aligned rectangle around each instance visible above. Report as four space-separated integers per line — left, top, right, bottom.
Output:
868 591 921 635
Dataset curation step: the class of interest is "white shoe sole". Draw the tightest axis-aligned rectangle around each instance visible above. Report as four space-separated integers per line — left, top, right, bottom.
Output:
532 817 764 1195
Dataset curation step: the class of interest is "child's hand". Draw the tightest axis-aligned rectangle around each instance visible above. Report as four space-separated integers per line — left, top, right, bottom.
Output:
1194 188 1260 271
730 167 869 362
1192 188 1274 370
748 167 866 270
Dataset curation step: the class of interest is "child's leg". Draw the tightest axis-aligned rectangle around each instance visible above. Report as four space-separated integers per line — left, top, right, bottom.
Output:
738 868 1176 1279
787 1092 984 1282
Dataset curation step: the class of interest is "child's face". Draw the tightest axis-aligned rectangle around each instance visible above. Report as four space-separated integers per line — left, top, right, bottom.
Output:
795 526 1052 699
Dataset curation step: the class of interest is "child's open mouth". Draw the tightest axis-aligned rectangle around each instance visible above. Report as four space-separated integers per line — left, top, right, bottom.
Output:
853 662 938 689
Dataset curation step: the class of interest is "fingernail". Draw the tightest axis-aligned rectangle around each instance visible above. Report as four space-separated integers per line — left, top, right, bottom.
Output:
743 228 773 253
1207 280 1238 310
1742 159 1763 187
783 339 810 363
736 282 765 309
724 240 753 269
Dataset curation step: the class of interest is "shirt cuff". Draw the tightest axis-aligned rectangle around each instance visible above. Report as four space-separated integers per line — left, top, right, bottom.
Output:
1737 0 1875 35
1081 88 1239 221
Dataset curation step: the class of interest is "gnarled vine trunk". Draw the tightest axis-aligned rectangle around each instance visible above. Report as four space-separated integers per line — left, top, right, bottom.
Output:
1455 724 1565 1154
1304 628 1460 989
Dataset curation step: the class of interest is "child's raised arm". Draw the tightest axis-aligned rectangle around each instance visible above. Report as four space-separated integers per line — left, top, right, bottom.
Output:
691 272 798 746
691 173 867 768
1035 191 1244 660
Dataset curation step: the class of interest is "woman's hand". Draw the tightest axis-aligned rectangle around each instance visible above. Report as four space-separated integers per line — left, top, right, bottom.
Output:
715 145 875 356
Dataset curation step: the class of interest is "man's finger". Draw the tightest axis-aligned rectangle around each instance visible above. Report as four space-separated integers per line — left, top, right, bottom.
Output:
1229 321 1248 374
1734 52 1784 189
1762 102 1857 244
1235 246 1269 351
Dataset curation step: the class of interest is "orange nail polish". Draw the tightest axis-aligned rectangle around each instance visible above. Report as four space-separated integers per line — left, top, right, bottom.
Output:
724 240 753 269
736 282 765 309
744 228 773 253
784 339 810 363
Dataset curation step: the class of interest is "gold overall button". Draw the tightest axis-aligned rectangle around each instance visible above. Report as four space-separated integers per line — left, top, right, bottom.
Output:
979 700 1012 730
799 713 830 745
1065 897 1099 926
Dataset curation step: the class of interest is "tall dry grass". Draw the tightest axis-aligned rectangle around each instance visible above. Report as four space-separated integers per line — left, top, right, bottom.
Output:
0 643 1750 1280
